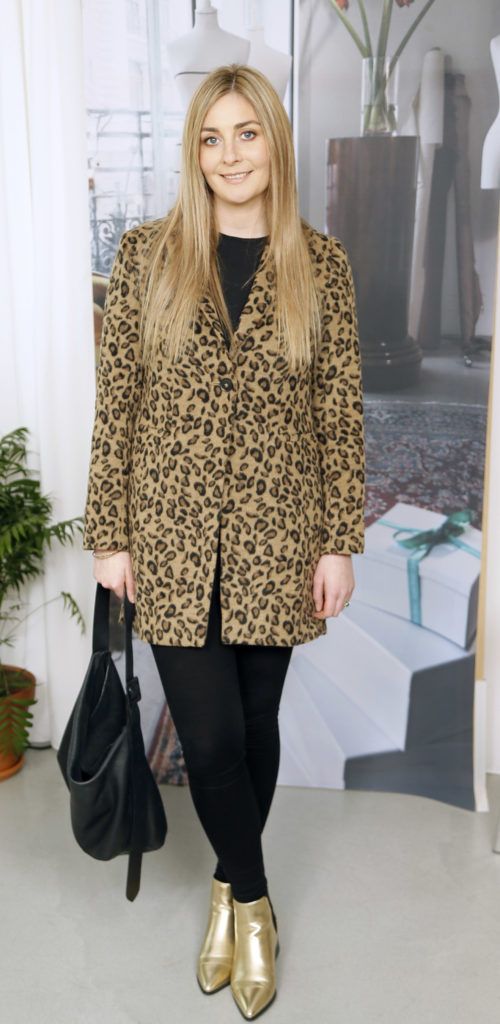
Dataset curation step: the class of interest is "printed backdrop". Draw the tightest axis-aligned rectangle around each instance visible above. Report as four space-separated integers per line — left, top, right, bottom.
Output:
82 0 497 811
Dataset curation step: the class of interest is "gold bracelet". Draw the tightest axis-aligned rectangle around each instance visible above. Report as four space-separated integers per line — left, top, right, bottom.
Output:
92 550 125 560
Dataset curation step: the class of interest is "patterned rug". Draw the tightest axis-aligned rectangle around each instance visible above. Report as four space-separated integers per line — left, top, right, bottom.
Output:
363 400 486 529
148 399 487 783
148 702 188 786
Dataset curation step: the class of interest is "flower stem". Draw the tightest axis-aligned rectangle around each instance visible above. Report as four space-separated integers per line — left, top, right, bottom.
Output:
327 0 369 58
357 0 373 57
376 0 393 61
388 0 438 79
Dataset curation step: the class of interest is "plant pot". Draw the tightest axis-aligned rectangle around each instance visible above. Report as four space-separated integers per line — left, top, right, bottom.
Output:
0 665 37 781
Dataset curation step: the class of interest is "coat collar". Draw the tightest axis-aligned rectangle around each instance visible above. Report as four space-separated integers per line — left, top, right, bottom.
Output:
198 239 273 364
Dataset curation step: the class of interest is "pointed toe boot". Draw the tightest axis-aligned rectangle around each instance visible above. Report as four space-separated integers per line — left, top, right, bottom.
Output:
196 878 235 994
230 893 280 1020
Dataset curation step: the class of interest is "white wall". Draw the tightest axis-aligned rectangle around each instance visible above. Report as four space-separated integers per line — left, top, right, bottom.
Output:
484 212 500 774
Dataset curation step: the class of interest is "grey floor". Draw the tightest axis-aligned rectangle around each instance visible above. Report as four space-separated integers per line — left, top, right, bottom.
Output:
2 747 500 1024
365 338 490 406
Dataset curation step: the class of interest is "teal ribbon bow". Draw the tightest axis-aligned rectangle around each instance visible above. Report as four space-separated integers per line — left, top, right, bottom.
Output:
377 509 481 626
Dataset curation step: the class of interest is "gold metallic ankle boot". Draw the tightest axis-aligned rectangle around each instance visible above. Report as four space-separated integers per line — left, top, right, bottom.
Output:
196 878 235 994
231 894 280 1020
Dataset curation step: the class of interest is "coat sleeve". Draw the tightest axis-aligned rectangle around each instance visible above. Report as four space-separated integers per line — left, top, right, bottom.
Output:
82 229 144 551
311 236 365 556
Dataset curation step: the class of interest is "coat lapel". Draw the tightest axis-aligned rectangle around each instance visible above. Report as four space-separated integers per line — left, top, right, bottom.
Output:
198 240 273 364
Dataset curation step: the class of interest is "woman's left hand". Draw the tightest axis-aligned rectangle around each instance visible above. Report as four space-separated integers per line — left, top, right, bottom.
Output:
312 553 355 619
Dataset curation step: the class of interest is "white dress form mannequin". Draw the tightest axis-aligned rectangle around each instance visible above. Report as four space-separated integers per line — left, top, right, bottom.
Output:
481 35 500 189
244 0 291 101
246 29 291 102
408 47 445 340
166 0 250 111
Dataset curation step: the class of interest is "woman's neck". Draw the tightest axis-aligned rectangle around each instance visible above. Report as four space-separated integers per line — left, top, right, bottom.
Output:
216 222 268 238
214 199 268 239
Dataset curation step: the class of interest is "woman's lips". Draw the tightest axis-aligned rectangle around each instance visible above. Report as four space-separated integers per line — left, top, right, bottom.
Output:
220 171 252 183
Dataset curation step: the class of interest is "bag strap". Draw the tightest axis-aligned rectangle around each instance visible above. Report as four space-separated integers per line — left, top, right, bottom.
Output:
92 583 144 901
122 591 145 902
92 583 137 679
92 582 111 653
124 591 136 685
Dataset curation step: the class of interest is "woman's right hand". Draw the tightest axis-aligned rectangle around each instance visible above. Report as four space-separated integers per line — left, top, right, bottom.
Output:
92 551 136 602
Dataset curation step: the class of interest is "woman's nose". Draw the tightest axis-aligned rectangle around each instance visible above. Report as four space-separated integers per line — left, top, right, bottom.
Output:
222 139 240 163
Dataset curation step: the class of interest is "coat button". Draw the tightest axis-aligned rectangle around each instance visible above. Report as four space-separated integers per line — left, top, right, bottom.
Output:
220 377 233 391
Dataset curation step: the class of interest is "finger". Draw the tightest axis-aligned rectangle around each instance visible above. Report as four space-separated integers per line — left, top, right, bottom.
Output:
321 592 337 617
125 565 136 602
334 592 352 616
325 589 351 618
312 576 325 612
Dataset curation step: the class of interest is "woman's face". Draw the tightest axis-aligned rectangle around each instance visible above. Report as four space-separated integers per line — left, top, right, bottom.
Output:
199 92 270 216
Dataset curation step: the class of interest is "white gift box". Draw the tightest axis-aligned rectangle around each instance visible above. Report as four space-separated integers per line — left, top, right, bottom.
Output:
350 501 482 648
277 600 475 790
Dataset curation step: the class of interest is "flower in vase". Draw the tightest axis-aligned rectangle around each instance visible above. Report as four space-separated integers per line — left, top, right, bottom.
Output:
328 0 437 135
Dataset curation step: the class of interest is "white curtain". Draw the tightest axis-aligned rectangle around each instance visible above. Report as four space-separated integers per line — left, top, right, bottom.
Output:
0 0 96 747
485 207 500 776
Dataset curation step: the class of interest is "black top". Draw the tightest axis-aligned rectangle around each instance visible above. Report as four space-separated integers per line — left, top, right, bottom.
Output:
216 232 268 348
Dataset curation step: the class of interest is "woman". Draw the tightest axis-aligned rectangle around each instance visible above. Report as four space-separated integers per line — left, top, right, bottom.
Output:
83 63 365 1020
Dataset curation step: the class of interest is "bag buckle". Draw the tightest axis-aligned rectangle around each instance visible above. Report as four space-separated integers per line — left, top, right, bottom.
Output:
126 676 141 703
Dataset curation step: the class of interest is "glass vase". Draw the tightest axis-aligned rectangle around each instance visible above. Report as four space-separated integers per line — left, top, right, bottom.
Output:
361 55 399 136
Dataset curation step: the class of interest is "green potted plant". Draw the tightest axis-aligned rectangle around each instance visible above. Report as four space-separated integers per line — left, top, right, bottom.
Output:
0 426 85 780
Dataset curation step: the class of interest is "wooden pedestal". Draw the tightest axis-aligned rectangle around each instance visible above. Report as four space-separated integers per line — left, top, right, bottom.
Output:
326 136 423 391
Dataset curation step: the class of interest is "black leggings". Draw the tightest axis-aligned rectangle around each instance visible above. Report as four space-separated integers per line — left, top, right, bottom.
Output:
150 539 293 903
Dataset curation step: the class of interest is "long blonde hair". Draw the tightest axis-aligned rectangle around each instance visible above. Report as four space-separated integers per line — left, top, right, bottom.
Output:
140 63 322 371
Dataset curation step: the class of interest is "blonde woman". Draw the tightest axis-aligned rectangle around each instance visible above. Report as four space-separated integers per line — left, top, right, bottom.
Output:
83 63 365 1020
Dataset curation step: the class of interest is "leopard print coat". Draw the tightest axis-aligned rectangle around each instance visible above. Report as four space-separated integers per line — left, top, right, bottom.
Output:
82 217 365 646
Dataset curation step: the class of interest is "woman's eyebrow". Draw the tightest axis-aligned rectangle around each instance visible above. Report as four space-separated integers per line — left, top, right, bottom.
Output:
201 120 261 132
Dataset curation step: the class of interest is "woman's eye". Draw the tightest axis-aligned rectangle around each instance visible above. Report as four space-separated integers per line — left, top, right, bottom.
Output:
202 130 257 145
